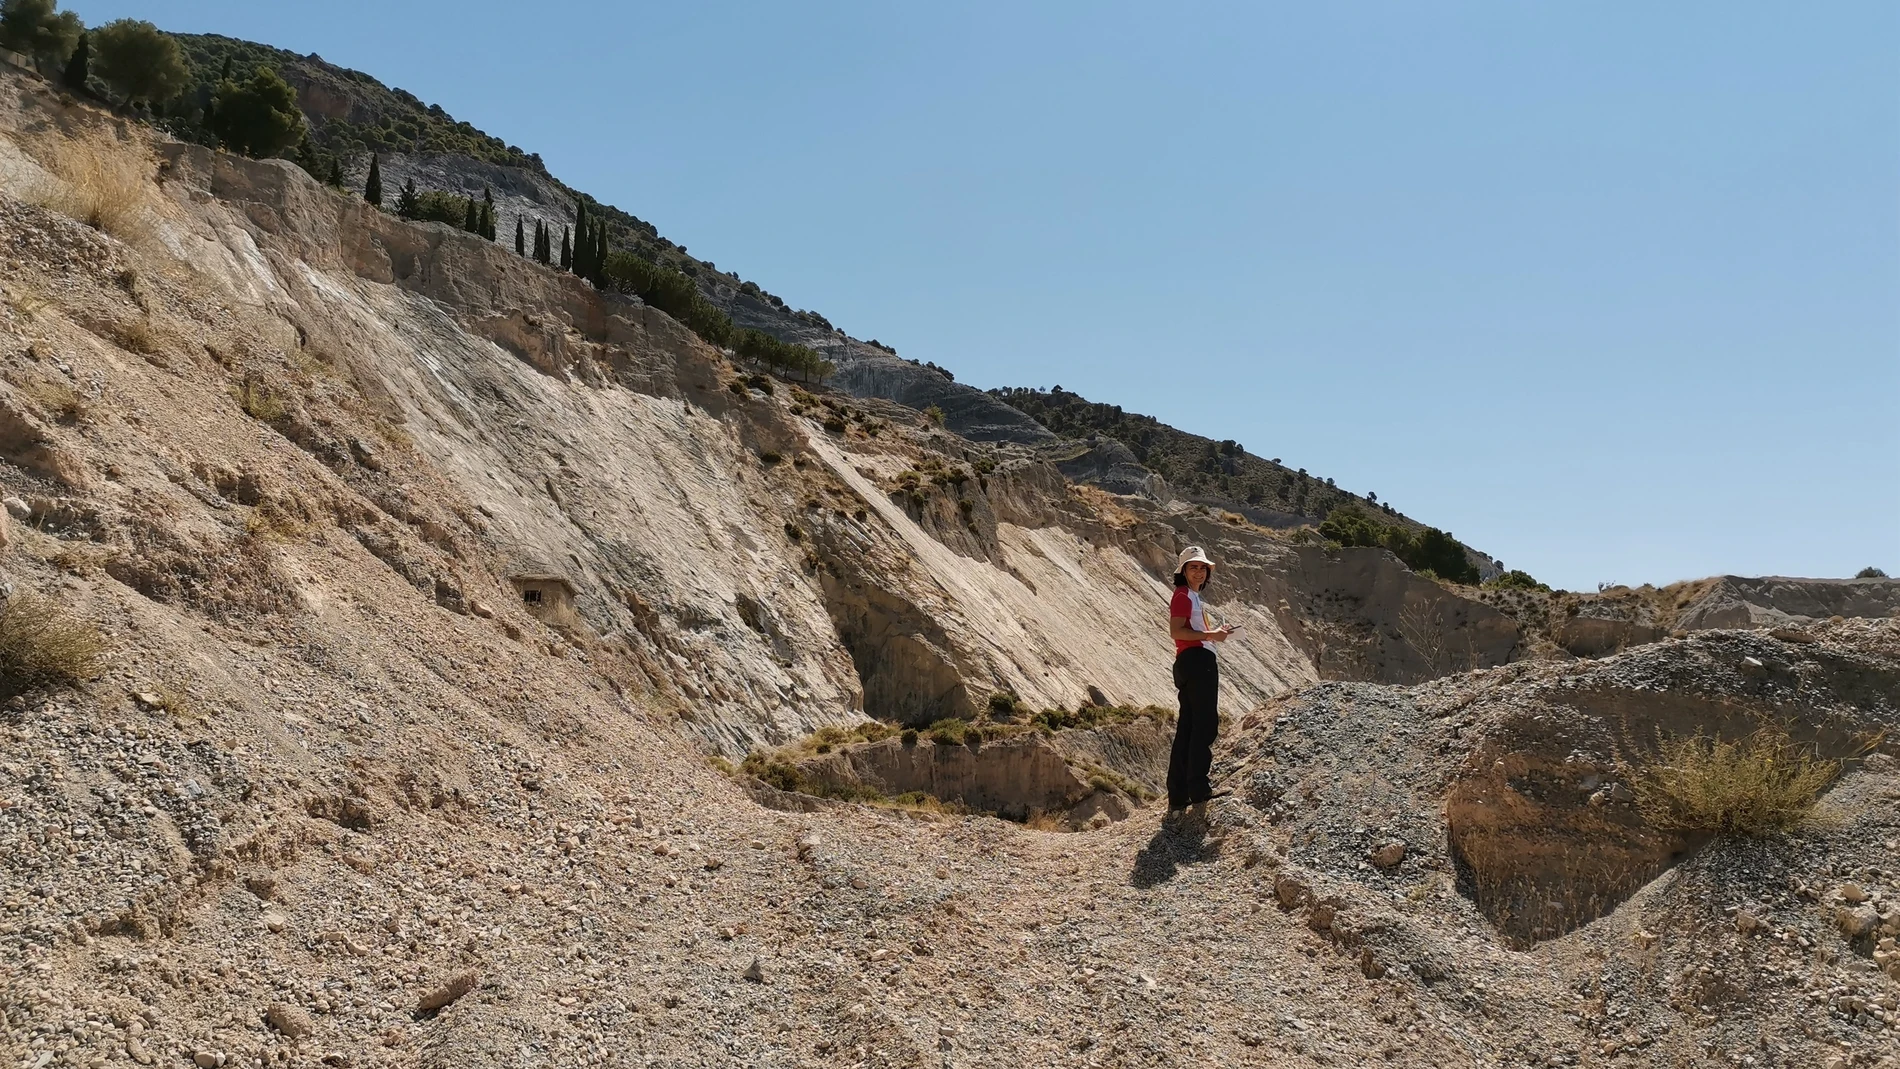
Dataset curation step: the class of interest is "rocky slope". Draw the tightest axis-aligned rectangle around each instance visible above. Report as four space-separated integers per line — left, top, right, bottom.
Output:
3 66 1900 1069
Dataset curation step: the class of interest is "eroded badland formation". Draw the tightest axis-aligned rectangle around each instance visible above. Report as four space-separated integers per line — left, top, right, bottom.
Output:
1 61 1898 1069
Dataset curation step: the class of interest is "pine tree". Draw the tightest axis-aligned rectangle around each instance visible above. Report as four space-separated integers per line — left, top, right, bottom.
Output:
365 154 382 207
62 32 89 94
395 178 418 219
515 217 525 256
559 226 571 270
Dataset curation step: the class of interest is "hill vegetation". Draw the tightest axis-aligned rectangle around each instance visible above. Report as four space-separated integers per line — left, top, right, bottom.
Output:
992 386 1387 518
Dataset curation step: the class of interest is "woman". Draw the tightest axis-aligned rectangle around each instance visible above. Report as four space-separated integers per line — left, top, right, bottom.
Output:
1166 546 1235 813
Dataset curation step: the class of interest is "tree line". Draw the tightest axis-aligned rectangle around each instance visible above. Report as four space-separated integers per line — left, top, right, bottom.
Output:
1317 505 1482 585
2 1 315 167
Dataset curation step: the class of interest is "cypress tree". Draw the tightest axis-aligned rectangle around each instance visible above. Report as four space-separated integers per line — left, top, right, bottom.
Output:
327 158 343 187
559 226 571 270
593 224 609 284
395 178 418 218
515 217 525 256
364 154 382 206
62 33 89 94
572 201 589 275
537 221 551 264
481 187 497 240
462 196 479 233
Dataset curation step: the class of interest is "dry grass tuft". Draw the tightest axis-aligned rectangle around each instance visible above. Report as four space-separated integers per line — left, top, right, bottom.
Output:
232 378 289 424
18 377 93 424
0 592 104 699
1625 727 1840 836
30 135 155 247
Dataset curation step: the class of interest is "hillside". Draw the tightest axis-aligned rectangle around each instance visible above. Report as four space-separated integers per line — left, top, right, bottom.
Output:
5 42 1900 1069
146 33 1490 553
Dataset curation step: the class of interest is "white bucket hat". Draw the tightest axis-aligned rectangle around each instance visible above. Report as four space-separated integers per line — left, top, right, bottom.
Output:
1176 546 1214 573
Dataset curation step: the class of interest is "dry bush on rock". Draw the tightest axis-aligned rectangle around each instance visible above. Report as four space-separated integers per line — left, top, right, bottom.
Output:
1626 727 1839 836
0 591 104 699
28 134 154 247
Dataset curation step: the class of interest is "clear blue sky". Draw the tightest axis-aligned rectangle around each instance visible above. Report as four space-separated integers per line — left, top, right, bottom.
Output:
81 1 1899 590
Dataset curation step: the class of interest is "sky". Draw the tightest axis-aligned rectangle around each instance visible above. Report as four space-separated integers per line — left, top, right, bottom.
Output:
77 1 1900 591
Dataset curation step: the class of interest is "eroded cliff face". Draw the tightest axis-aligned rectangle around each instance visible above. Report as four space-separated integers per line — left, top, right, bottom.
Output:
0 74 1519 767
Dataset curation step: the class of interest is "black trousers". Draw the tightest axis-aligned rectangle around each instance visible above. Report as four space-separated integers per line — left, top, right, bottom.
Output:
1167 646 1219 810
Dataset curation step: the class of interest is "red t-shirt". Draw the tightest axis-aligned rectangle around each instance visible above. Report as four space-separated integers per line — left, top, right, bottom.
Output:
1170 586 1212 654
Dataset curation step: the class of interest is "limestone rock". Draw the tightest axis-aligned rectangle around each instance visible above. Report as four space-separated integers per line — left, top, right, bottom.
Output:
416 970 478 1014
265 1001 314 1039
1368 840 1406 868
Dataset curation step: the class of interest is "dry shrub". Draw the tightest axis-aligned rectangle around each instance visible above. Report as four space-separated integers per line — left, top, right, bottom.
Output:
106 317 157 355
18 378 92 424
0 592 104 699
1626 727 1839 836
29 135 154 247
232 378 288 424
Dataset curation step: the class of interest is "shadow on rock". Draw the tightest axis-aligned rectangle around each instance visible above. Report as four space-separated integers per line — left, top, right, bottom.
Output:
1130 813 1224 888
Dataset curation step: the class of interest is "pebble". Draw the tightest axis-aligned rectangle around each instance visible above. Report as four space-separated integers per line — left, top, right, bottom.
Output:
743 957 765 983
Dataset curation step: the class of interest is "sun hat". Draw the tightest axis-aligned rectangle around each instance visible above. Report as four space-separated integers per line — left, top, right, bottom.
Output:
1176 546 1214 573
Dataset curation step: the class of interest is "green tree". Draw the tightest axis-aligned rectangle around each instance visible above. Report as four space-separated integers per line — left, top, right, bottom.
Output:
326 157 343 187
480 187 496 240
559 225 571 270
92 19 189 109
207 65 305 158
364 154 383 206
0 0 81 66
59 28 87 92
515 216 525 255
1858 566 1890 579
461 196 479 233
394 177 419 219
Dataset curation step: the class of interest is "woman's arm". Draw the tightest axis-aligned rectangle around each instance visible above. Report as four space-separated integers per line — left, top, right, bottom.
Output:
1170 613 1231 643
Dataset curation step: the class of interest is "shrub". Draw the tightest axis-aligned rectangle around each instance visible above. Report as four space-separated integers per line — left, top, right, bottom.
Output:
923 404 945 427
1487 570 1550 593
900 728 918 746
988 690 1027 720
926 718 969 745
0 592 103 699
739 751 805 794
1857 567 1889 579
1624 727 1840 836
